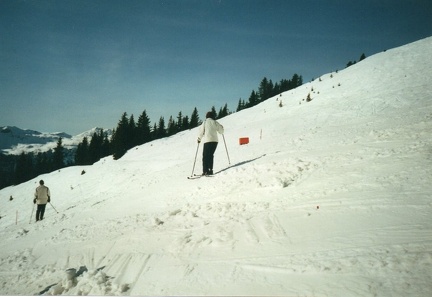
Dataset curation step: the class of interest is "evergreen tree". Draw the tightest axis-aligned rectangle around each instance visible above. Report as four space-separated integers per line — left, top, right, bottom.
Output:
218 103 229 119
156 116 166 139
34 152 44 176
75 136 90 165
14 152 34 185
176 112 183 132
89 131 104 164
137 110 151 144
128 114 138 148
273 81 281 95
258 77 274 101
279 79 290 92
267 79 275 99
39 152 52 174
151 123 158 139
217 107 223 119
290 73 303 89
0 153 15 189
112 112 130 160
210 106 217 119
346 60 356 67
190 108 200 128
247 90 259 107
102 134 111 157
167 116 177 136
181 115 190 130
237 98 246 112
98 129 110 159
52 137 64 170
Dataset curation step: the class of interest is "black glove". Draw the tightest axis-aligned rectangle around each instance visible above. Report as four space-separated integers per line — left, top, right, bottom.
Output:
33 199 36 204
48 197 50 203
197 138 201 143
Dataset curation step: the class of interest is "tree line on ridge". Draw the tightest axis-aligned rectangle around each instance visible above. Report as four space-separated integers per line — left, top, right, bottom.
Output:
1 74 302 189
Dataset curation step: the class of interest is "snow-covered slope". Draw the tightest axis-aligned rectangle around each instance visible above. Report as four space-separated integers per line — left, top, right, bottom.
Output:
0 37 431 296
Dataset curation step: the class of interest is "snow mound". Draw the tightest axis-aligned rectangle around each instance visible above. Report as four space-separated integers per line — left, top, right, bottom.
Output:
43 267 129 296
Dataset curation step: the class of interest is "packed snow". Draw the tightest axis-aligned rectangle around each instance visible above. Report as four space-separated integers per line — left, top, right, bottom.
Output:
1 37 432 296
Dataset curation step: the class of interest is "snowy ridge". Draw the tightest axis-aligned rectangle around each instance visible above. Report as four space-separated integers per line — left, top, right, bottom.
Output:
0 126 111 155
0 126 72 151
0 37 431 296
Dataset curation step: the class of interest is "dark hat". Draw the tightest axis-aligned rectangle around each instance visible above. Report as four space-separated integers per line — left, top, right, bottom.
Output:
206 111 215 119
39 180 44 185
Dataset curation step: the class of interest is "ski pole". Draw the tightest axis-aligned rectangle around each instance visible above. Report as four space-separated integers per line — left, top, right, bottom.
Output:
191 142 200 177
30 203 35 224
49 202 59 214
222 134 231 165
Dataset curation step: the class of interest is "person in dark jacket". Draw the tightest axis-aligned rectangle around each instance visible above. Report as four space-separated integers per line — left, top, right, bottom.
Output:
34 180 51 222
197 111 224 175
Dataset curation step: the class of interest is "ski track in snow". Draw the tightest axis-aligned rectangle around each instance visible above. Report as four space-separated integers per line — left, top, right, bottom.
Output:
1 37 432 296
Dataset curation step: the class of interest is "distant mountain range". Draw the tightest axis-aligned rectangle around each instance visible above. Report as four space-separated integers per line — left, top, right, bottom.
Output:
0 126 112 156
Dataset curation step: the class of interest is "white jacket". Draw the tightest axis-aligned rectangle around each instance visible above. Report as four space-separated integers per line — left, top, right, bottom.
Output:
198 118 224 143
35 185 50 205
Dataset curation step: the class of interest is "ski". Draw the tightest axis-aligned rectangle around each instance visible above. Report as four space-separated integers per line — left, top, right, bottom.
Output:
187 174 214 179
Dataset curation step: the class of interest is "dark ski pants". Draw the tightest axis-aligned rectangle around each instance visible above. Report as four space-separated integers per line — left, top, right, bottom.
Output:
36 204 47 221
202 142 218 174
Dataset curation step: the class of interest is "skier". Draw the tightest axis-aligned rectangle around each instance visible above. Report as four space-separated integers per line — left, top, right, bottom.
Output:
197 111 224 175
33 180 51 222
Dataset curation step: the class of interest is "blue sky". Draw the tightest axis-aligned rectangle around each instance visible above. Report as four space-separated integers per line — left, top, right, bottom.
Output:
1 0 431 135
